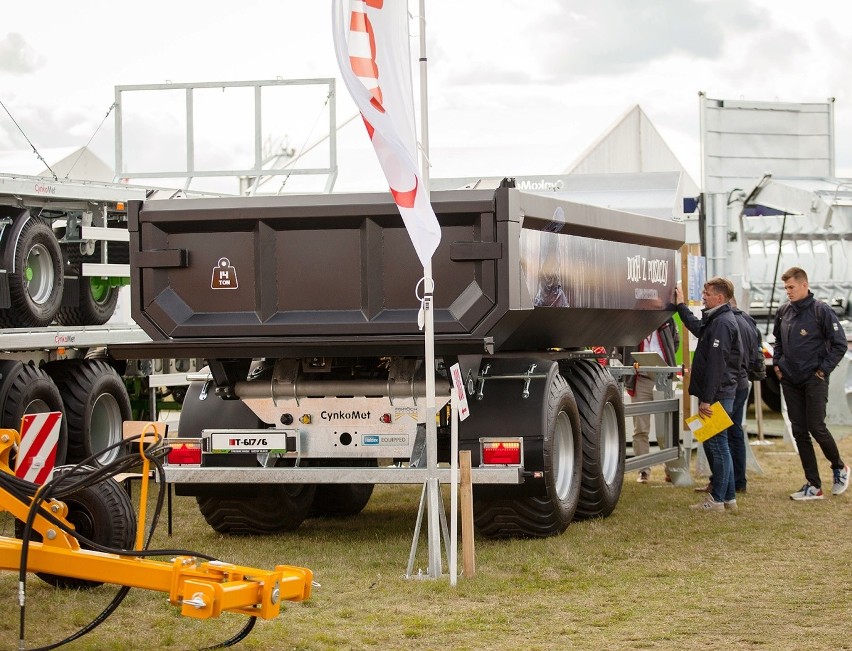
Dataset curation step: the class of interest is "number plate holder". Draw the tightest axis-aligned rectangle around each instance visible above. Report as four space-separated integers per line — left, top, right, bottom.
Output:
205 429 298 454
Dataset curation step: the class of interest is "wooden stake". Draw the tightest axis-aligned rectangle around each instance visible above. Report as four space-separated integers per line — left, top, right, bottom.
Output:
459 450 475 578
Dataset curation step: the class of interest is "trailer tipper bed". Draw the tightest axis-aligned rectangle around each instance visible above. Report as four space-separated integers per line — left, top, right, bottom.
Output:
114 179 685 538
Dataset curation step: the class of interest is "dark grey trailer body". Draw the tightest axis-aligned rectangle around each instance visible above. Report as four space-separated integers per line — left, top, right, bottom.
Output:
124 184 683 358
116 181 686 539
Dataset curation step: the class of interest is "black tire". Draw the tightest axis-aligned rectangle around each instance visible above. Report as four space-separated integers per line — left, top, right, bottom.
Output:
83 347 128 377
0 217 64 327
56 240 120 326
309 459 376 518
473 372 582 538
760 374 782 413
16 465 136 589
167 385 188 405
178 379 264 439
0 360 68 467
198 479 317 535
561 359 626 520
180 378 317 534
42 360 132 467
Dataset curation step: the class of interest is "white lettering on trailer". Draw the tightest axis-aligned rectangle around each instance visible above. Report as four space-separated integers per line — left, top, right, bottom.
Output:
627 256 669 285
211 258 239 289
517 179 564 191
634 288 659 300
321 410 372 421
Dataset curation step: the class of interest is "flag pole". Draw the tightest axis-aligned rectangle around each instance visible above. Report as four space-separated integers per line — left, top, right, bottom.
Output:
417 0 444 580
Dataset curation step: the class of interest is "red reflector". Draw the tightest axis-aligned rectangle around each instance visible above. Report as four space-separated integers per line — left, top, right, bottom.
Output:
380 413 392 424
481 441 521 465
168 442 202 465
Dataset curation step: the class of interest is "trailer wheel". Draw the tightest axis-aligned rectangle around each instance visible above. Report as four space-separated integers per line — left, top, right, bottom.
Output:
561 359 625 520
0 360 68 467
473 373 582 538
167 385 188 405
0 217 64 327
42 360 132 467
309 460 376 518
16 465 136 589
56 241 120 326
197 480 317 535
177 380 264 438
180 379 316 534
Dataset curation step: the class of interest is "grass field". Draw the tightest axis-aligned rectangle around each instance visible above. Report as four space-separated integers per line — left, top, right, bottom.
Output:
1 430 850 651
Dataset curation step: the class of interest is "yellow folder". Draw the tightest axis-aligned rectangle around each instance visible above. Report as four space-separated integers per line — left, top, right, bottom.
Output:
685 401 734 443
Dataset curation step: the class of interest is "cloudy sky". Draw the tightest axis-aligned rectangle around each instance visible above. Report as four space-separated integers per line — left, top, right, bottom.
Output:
1 0 850 193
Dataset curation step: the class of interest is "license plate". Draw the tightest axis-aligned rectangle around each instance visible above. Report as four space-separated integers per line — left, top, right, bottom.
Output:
208 431 292 453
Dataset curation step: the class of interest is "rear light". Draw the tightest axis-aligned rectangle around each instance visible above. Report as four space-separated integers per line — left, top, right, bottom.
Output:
480 437 523 466
168 440 202 465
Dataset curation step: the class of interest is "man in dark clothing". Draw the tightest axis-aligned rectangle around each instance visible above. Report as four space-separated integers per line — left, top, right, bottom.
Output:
675 277 742 512
773 267 849 500
729 301 762 492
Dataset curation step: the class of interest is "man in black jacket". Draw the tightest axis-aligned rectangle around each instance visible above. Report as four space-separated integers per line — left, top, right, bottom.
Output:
729 300 762 492
675 277 741 512
773 267 849 500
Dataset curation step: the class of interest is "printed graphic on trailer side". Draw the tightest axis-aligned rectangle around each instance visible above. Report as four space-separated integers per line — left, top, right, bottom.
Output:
362 434 408 446
211 257 239 289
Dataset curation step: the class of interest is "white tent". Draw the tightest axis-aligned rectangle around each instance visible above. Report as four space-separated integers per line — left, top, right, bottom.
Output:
563 105 699 198
0 146 114 182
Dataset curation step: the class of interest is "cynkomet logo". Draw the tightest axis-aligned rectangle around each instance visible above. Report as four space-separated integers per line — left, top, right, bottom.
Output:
320 410 372 422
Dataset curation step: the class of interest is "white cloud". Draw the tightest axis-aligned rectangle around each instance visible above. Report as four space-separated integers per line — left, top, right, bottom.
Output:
1 0 850 186
0 32 44 74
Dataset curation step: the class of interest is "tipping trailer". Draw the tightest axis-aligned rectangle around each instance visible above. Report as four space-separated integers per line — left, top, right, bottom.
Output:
0 174 146 468
0 173 200 469
115 179 685 538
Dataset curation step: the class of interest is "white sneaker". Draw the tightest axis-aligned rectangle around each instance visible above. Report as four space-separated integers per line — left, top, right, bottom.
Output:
832 465 850 496
790 483 824 501
724 499 738 512
690 495 724 512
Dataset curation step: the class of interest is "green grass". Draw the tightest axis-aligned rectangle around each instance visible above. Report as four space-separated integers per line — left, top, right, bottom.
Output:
1 435 851 651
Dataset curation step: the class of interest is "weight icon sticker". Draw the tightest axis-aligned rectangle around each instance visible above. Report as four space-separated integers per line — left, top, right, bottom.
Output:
211 258 238 289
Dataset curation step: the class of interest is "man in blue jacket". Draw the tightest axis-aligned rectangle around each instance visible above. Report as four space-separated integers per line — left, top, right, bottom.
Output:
675 277 742 512
773 267 849 500
729 300 762 492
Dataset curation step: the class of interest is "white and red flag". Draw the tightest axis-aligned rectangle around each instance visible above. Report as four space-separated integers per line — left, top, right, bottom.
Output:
332 0 441 268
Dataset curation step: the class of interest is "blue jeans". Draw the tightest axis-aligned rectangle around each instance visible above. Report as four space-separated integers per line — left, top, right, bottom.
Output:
702 397 736 503
728 385 750 491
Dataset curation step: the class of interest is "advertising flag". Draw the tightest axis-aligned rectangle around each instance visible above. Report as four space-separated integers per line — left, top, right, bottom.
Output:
332 0 441 268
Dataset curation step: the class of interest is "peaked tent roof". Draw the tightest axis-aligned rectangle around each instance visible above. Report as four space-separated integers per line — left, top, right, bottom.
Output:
563 105 699 197
0 146 115 183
